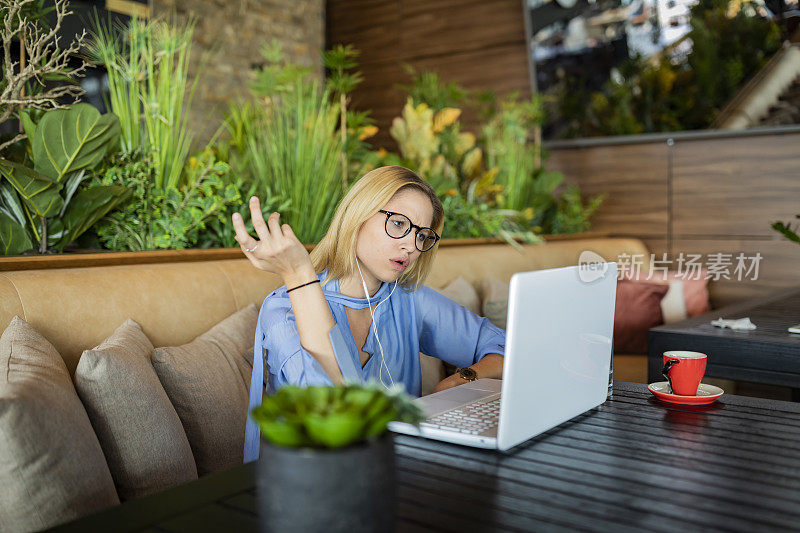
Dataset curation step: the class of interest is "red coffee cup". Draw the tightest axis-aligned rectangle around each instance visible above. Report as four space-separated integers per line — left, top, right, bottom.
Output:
661 351 707 396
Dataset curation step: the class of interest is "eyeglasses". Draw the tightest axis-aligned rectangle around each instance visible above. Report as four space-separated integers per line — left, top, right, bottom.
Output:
378 210 440 252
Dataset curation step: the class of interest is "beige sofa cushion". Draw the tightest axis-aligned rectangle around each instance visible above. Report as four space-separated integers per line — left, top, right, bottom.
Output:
0 317 119 532
152 305 257 476
74 319 198 500
435 276 481 314
481 277 509 329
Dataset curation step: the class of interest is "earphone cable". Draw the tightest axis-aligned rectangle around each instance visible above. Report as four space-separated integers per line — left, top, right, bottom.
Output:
372 279 397 386
356 258 396 388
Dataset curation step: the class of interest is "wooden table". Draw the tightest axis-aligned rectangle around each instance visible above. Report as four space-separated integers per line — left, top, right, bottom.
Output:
50 382 800 532
648 288 800 393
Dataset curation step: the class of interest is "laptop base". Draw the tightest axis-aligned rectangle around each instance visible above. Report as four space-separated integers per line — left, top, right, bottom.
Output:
388 379 501 448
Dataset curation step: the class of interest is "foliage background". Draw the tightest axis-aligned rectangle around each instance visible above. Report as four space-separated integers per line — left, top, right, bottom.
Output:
549 0 782 138
0 4 603 255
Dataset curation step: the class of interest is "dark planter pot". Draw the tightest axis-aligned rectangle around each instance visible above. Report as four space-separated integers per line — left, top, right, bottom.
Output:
256 432 397 533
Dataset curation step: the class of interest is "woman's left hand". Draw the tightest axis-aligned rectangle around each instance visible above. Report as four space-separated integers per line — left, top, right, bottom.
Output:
432 373 470 393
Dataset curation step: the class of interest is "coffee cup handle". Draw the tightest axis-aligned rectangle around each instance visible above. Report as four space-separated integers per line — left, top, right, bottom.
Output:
661 359 680 394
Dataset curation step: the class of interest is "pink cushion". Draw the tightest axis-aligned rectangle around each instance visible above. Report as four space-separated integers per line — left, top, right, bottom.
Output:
622 270 710 318
658 271 710 317
613 280 669 354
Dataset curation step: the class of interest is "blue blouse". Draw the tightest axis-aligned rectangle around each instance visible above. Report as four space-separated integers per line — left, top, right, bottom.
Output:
243 270 506 462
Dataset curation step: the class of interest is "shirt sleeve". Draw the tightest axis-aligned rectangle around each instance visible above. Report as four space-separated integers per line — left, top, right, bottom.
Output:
244 291 358 463
261 292 360 388
415 285 506 367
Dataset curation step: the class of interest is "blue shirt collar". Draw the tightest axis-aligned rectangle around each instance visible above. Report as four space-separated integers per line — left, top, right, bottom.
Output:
318 269 394 309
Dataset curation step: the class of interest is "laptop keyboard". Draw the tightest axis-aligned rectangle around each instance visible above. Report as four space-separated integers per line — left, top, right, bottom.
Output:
420 397 500 435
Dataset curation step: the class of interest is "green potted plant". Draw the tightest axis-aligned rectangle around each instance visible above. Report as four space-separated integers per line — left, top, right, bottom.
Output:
250 383 424 533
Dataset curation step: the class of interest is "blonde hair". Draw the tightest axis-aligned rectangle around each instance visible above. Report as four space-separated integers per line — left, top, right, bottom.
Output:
310 166 444 290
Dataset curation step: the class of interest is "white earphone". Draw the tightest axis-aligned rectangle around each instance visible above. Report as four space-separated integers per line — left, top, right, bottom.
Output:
355 257 397 388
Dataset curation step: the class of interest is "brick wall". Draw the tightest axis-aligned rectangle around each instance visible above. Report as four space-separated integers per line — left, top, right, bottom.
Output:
153 0 325 145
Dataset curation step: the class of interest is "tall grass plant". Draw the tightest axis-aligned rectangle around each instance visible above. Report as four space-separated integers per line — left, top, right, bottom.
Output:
483 96 551 212
214 43 346 244
247 81 343 243
86 15 196 190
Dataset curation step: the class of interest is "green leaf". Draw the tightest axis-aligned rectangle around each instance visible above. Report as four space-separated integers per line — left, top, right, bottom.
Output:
165 187 182 205
0 181 27 227
343 388 381 412
60 170 89 217
46 218 66 247
773 221 800 244
306 386 332 412
274 386 307 413
32 103 121 182
0 158 62 217
0 156 55 183
361 393 392 420
255 419 309 448
55 185 131 251
532 170 564 195
20 109 37 141
223 184 240 203
304 412 366 448
0 212 33 255
364 411 396 439
253 397 284 418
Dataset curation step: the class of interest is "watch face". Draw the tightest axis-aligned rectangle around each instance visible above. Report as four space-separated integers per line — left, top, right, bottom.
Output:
460 368 477 380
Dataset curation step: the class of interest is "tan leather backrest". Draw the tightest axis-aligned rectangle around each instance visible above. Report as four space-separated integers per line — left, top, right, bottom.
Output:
0 260 281 374
425 238 649 287
0 238 648 374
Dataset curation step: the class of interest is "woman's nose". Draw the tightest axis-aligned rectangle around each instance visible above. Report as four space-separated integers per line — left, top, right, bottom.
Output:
399 231 416 251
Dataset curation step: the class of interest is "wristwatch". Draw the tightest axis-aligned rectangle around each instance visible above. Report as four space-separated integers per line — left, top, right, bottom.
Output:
456 367 478 382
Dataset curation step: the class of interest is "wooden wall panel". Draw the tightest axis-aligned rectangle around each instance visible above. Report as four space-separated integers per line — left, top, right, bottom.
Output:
345 61 407 145
412 44 530 97
673 135 800 237
399 0 527 59
326 1 401 66
548 142 669 238
327 0 531 148
669 238 800 308
548 131 800 308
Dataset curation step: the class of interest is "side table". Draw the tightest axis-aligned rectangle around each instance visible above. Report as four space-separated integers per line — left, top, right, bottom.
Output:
647 288 800 398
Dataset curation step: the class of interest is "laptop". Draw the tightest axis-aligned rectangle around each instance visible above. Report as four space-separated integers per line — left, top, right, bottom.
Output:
388 263 618 451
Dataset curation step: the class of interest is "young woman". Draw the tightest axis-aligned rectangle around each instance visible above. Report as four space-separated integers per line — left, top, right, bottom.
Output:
234 166 505 461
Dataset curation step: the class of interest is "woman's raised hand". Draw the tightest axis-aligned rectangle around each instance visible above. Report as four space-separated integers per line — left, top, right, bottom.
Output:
232 196 314 281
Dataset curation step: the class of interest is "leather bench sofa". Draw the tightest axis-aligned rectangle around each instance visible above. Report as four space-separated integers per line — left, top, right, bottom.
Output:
0 237 648 375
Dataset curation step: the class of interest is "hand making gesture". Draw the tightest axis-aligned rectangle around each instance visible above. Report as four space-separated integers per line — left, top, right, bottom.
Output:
232 196 314 283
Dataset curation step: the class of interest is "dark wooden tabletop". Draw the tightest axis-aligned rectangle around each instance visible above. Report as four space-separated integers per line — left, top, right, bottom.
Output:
648 288 800 387
49 382 800 533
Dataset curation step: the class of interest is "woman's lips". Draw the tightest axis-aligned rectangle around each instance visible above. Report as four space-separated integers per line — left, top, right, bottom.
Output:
390 259 407 272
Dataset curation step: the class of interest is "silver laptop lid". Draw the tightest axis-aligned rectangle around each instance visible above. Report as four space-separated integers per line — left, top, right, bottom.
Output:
497 263 617 451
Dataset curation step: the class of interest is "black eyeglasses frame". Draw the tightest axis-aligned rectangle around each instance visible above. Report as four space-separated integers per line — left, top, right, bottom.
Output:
378 209 440 252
